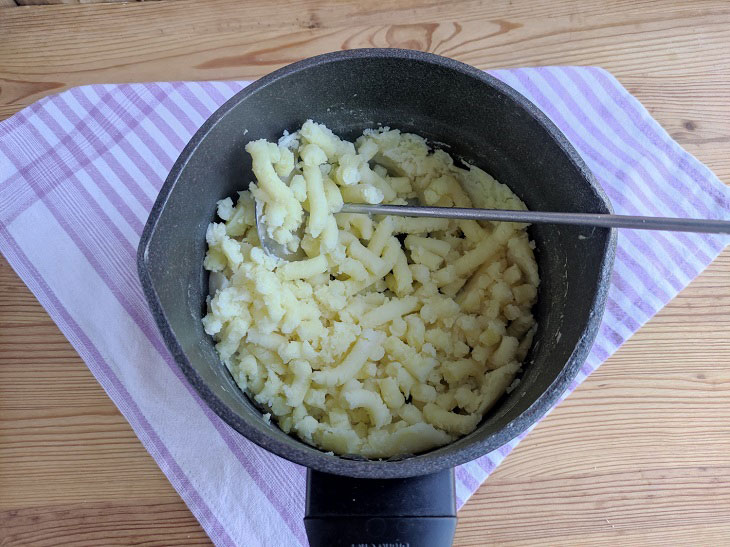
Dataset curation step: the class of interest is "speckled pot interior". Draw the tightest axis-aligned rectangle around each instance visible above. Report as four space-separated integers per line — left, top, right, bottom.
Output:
138 49 617 479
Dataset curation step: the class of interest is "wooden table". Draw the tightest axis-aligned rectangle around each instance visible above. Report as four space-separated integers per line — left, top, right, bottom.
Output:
1 1 729 544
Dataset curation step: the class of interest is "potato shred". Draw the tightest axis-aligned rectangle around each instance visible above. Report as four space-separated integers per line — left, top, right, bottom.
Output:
202 121 539 458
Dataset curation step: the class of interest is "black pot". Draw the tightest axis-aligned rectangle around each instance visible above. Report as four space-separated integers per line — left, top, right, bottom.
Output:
138 49 616 546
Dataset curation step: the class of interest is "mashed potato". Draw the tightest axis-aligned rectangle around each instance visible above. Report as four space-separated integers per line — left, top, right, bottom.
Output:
202 121 539 458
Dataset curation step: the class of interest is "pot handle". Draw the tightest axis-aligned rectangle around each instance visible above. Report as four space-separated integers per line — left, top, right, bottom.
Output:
304 467 457 547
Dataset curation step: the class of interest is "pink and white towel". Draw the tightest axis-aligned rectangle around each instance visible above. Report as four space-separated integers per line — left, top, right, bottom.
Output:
1 66 728 546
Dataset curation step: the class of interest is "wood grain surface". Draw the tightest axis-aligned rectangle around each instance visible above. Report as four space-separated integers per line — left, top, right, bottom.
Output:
1 1 729 545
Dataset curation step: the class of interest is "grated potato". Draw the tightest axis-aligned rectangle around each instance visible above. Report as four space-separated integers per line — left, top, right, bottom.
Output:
202 121 539 458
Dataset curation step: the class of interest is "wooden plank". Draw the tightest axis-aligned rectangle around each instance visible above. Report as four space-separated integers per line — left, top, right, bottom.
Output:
0 501 209 546
0 0 729 545
15 0 137 5
1 2 728 180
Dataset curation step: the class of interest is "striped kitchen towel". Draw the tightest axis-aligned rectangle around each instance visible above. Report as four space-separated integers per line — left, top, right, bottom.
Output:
0 67 728 546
